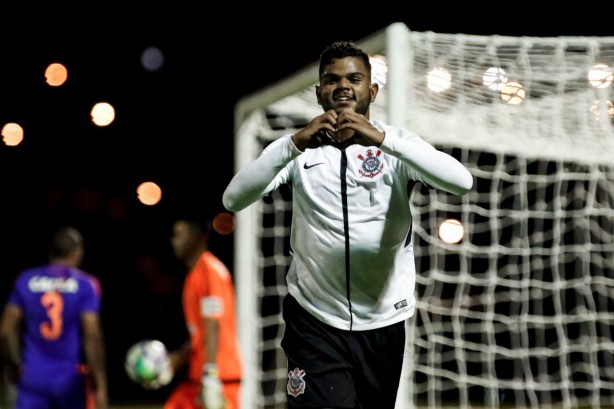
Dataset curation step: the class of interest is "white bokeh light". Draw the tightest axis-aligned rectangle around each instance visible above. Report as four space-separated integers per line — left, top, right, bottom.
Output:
90 102 116 126
427 67 452 93
438 219 465 244
482 67 508 91
141 46 165 73
588 63 613 89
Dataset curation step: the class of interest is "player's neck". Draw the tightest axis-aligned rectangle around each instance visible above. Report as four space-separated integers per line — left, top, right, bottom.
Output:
49 257 79 268
186 247 207 270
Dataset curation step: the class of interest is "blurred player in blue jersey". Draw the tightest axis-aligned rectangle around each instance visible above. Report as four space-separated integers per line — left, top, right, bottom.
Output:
0 226 108 409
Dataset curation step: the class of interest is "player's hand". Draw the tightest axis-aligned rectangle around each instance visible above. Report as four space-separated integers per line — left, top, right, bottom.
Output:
201 364 225 409
291 109 384 151
291 110 343 151
332 109 385 148
95 388 109 409
157 358 174 387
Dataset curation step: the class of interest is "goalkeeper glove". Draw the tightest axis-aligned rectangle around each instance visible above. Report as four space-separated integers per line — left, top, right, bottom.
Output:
202 363 225 409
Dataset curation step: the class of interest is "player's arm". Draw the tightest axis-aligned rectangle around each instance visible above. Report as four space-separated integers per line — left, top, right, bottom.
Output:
222 135 301 213
0 303 23 383
379 127 473 195
82 311 108 409
168 339 191 374
200 297 225 409
204 318 220 366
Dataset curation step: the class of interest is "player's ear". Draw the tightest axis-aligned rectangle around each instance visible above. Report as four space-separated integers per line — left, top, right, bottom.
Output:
315 85 323 106
370 82 379 103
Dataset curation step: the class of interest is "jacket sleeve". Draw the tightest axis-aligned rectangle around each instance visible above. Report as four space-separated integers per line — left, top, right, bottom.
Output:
378 124 473 196
222 135 302 212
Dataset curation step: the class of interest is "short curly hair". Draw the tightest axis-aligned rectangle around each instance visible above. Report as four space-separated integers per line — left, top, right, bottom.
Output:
318 41 371 77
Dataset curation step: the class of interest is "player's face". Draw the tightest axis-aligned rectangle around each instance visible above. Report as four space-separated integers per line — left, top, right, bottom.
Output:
316 56 377 116
170 221 198 261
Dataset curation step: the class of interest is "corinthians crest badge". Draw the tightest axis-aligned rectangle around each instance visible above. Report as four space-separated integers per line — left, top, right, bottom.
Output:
358 149 383 178
287 367 306 397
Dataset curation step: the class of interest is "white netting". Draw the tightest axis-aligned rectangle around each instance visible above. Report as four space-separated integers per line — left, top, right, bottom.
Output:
233 24 614 409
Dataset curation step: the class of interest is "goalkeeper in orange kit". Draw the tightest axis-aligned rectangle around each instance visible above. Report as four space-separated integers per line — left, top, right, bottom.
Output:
162 213 242 409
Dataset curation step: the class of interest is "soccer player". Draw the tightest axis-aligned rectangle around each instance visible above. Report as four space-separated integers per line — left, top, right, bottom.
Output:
222 41 474 408
163 214 242 409
0 226 108 409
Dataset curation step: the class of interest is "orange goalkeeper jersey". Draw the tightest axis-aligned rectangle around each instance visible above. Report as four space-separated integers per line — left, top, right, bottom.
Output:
182 250 242 383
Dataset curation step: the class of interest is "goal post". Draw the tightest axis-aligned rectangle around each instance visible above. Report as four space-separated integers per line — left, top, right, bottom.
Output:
233 23 614 409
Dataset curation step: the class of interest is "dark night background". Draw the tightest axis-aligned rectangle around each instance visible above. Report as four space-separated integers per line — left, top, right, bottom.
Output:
0 7 610 405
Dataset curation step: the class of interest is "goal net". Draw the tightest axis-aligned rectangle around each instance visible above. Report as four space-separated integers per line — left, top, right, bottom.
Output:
232 23 614 409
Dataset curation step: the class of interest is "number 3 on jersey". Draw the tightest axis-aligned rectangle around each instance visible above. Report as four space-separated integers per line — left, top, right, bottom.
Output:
39 291 63 340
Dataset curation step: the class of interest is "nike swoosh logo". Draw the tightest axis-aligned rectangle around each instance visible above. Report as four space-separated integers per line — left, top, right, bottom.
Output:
303 162 324 169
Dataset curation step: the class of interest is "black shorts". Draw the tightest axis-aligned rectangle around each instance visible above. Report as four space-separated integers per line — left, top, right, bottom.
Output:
281 294 406 409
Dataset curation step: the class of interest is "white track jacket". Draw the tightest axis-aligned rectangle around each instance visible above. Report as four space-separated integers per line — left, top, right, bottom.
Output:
223 119 473 331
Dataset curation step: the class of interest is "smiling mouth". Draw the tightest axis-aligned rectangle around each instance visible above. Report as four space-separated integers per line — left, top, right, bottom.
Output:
334 94 353 102
333 96 354 108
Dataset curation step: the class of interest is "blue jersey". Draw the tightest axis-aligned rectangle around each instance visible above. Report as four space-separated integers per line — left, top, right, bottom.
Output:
7 264 102 368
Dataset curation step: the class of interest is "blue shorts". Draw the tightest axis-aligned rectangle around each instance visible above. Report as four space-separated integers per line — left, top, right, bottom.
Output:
16 363 89 409
281 294 406 408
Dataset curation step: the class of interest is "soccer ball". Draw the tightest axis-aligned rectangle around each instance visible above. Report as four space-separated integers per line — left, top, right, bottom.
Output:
124 339 172 389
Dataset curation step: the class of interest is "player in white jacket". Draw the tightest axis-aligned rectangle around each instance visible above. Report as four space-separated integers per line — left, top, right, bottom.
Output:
223 40 473 409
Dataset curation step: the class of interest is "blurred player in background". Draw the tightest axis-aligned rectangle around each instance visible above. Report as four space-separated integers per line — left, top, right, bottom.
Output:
0 226 108 409
222 41 473 408
163 214 242 409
